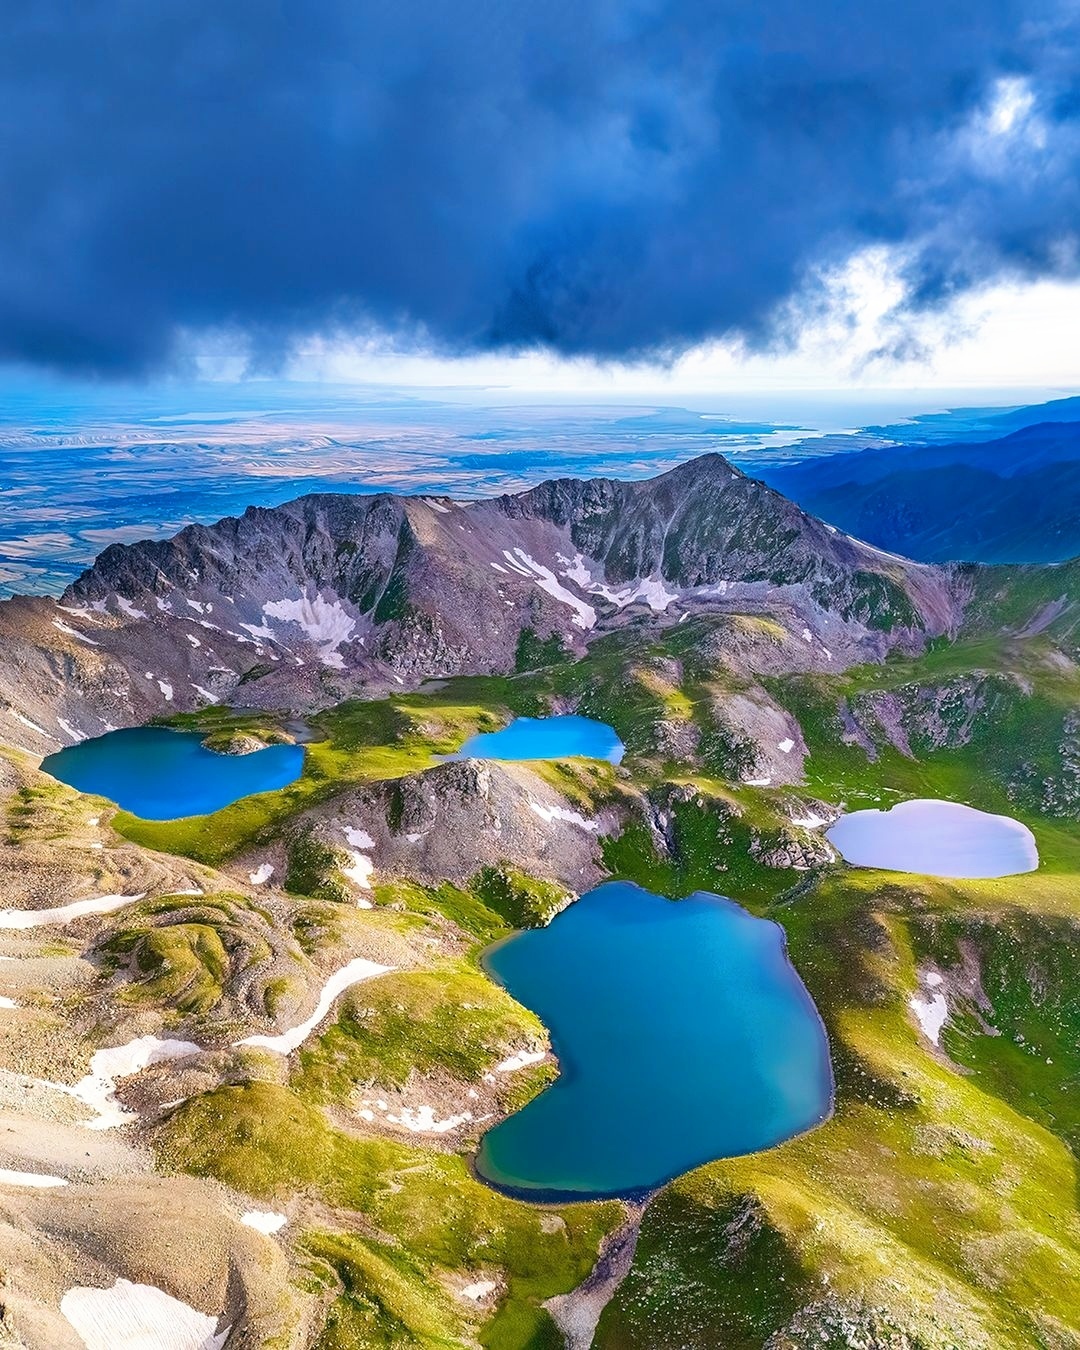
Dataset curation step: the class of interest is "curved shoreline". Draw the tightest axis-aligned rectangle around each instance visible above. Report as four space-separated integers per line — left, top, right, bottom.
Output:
472 880 836 1204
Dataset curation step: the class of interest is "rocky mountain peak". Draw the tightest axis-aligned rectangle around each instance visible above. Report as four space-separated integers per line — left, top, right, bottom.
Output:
0 454 964 750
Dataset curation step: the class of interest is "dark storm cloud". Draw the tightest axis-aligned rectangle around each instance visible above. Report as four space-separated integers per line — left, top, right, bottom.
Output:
1 0 1078 372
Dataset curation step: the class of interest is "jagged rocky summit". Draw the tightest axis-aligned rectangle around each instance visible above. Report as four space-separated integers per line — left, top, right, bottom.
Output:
0 452 963 752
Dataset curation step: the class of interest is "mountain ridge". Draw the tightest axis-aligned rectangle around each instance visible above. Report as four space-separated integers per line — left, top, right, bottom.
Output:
0 450 1012 755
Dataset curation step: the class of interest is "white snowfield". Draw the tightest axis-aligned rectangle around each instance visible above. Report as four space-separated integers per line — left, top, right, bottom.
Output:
53 618 98 645
790 811 829 829
559 553 678 613
495 1049 546 1073
262 594 356 668
241 1210 287 1235
67 1035 203 1130
248 863 274 885
2 707 56 740
0 892 147 930
394 1105 474 1134
0 1168 67 1188
910 987 949 1045
60 1279 230 1350
528 801 597 832
235 958 393 1055
460 1280 498 1301
501 549 597 630
341 852 374 896
116 596 148 620
342 826 376 900
827 798 1039 879
57 716 85 742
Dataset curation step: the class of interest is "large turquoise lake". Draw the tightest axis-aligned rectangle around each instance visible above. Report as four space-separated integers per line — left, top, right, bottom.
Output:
456 714 624 763
476 882 832 1200
42 727 305 819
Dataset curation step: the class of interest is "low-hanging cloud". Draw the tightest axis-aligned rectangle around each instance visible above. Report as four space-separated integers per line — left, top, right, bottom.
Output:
1 0 1078 375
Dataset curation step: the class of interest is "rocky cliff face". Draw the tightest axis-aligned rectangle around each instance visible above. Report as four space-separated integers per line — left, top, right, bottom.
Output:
0 453 964 753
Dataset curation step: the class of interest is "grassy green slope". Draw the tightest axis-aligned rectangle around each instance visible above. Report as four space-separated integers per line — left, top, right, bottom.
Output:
594 633 1080 1349
44 609 1080 1349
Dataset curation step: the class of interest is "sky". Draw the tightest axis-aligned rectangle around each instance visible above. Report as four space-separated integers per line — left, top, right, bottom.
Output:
1 1 1079 394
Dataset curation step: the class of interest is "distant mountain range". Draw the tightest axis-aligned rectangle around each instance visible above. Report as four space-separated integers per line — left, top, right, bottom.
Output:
0 453 960 753
759 404 1080 564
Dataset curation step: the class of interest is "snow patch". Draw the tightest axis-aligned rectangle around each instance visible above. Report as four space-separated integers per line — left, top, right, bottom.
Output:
52 618 98 646
263 594 356 668
57 717 84 742
341 827 375 900
910 989 949 1046
0 996 18 1009
116 596 148 620
597 575 678 613
528 801 597 832
3 708 55 739
777 738 795 754
238 622 275 641
503 550 596 630
235 958 392 1055
248 863 274 886
0 1168 66 1188
68 1035 203 1130
0 892 146 930
192 685 219 704
241 1210 287 1235
496 1049 545 1073
392 1105 473 1134
461 1280 498 1302
61 1279 229 1350
561 553 678 612
342 851 374 897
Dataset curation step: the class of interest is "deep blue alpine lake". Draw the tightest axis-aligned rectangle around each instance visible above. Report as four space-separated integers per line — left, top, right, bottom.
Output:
42 726 305 819
456 714 625 763
476 881 833 1200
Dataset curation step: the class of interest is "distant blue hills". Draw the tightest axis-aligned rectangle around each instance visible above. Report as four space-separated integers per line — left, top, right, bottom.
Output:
758 400 1080 564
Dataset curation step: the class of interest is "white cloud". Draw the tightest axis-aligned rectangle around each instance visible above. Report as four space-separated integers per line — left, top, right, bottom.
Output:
263 261 1080 394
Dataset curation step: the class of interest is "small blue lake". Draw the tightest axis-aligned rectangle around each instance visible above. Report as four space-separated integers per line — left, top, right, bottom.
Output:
476 882 832 1201
42 726 305 820
456 714 624 764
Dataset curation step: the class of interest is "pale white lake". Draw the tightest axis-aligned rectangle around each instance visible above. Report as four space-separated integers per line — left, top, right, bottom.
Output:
827 798 1038 879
